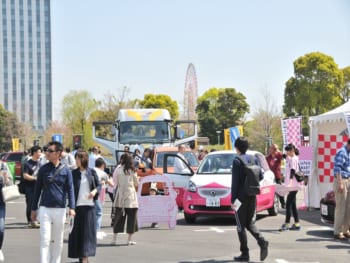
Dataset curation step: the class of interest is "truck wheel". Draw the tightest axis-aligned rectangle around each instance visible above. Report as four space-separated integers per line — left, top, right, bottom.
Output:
184 213 196 224
268 194 279 216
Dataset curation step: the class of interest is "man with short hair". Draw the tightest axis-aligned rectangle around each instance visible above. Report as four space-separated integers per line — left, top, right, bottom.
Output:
231 137 268 262
31 141 75 263
333 139 350 240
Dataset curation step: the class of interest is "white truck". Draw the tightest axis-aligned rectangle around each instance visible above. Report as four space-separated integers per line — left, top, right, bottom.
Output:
92 108 197 166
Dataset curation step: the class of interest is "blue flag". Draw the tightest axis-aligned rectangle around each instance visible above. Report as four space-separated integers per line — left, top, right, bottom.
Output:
229 127 240 150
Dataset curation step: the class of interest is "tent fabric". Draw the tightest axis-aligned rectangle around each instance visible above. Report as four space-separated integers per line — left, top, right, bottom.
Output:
308 101 350 208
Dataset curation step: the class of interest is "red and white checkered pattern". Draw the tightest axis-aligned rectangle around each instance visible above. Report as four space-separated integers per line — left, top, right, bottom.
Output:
317 134 348 183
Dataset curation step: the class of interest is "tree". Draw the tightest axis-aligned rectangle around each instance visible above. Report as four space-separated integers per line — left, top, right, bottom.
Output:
91 87 138 122
341 66 350 102
61 90 98 149
283 52 344 120
0 105 23 151
245 88 283 154
138 94 179 120
196 87 249 144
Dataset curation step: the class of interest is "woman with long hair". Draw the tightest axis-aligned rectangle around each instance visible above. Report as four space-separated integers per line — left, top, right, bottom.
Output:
68 151 100 263
111 154 139 245
279 143 303 231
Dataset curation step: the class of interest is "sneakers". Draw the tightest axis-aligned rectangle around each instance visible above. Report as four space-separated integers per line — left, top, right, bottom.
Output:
343 232 350 238
96 231 106 240
0 249 4 262
289 223 301 231
279 223 290 231
110 234 117 246
127 241 137 246
259 240 269 261
151 223 159 228
233 254 249 262
334 233 347 240
28 221 40 228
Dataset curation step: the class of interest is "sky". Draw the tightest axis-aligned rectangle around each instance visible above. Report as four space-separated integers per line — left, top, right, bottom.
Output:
51 0 350 120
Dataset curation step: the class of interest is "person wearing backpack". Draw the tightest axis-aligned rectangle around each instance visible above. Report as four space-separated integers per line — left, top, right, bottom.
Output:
231 137 269 262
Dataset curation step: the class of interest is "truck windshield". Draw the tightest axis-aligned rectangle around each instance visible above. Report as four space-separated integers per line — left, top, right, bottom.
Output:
119 121 170 144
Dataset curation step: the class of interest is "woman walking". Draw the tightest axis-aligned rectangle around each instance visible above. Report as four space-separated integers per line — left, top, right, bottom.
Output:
0 161 13 261
279 143 303 231
68 151 100 263
111 154 139 245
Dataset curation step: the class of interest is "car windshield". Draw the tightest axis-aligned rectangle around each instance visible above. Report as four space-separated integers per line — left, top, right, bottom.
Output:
197 153 236 174
155 151 199 168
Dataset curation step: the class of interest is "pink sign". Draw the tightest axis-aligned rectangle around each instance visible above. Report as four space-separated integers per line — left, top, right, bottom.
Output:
137 175 178 229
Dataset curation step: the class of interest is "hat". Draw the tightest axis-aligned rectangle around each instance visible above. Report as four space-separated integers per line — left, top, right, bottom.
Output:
149 182 158 192
199 145 204 151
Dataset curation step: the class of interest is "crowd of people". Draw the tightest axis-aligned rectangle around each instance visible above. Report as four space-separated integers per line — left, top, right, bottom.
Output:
0 139 348 262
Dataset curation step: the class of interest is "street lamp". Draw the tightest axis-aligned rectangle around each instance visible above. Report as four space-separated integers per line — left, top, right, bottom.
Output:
216 130 222 145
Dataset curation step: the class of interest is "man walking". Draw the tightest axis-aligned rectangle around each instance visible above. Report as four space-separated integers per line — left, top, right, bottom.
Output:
333 139 350 239
231 137 268 262
31 141 76 263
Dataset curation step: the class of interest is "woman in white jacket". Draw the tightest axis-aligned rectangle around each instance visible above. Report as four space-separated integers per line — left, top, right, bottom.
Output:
111 154 139 245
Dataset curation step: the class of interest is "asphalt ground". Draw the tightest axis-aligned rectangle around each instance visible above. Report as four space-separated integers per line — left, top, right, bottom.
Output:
2 190 350 263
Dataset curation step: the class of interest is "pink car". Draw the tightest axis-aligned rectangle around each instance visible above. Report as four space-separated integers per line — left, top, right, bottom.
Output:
181 150 277 223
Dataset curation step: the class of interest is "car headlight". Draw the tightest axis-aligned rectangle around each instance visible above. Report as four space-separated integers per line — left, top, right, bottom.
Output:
188 180 197 192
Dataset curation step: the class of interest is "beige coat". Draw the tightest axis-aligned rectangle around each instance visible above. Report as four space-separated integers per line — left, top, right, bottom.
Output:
113 166 139 208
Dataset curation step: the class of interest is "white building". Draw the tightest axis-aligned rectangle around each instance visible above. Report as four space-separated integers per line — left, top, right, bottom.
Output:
0 0 52 130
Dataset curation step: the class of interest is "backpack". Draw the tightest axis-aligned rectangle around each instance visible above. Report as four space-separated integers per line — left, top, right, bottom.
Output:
236 155 261 196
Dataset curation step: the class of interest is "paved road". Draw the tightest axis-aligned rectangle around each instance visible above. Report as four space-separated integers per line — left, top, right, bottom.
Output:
3 194 350 263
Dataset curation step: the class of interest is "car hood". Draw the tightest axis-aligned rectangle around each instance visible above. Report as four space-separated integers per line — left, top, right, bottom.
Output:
190 173 231 188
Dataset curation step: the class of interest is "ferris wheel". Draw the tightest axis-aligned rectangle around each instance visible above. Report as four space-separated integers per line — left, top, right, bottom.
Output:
183 63 198 120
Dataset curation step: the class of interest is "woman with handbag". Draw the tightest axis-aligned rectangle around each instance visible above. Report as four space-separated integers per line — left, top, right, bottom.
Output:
68 151 100 263
0 161 13 261
279 143 303 231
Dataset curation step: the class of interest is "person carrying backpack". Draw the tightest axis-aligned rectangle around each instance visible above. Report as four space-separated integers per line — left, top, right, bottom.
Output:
231 137 269 262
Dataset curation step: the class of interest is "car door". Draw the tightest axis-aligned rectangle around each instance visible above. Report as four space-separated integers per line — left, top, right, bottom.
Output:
162 154 194 208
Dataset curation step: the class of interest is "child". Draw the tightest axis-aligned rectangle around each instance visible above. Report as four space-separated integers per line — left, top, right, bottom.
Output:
149 183 159 228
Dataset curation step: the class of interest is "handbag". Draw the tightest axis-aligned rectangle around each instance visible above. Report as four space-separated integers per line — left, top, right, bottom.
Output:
294 164 305 182
2 184 21 202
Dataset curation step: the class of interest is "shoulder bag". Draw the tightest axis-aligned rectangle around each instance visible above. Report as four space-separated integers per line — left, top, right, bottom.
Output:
2 184 21 202
294 164 305 182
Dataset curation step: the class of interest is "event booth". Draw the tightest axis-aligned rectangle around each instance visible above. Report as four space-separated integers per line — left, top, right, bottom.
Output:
308 101 350 208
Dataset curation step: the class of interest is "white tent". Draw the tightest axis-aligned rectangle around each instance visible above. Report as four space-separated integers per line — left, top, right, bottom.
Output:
308 101 350 208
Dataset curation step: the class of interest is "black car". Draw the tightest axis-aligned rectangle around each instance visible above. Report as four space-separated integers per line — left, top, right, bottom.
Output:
320 190 335 224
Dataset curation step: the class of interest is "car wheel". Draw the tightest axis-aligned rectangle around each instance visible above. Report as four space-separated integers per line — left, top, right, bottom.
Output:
184 213 196 224
268 194 279 216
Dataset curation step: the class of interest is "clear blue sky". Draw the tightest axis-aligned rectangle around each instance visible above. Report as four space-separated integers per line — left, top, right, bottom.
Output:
51 0 350 120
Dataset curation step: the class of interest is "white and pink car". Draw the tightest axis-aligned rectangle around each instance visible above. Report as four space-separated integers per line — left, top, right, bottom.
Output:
164 150 278 224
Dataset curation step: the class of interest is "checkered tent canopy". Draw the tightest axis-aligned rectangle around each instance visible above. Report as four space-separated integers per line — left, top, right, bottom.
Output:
308 101 350 208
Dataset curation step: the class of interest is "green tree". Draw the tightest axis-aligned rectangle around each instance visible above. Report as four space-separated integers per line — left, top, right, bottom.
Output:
138 94 179 120
283 52 344 135
196 87 249 144
0 105 23 151
61 90 98 149
341 66 350 102
283 52 344 117
245 88 283 154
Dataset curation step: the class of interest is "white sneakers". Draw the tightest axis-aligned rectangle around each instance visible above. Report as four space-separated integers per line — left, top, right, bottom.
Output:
96 231 106 240
0 249 4 262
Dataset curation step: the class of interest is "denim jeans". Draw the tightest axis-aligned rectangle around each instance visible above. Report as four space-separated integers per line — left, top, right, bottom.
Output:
95 199 102 231
0 204 5 249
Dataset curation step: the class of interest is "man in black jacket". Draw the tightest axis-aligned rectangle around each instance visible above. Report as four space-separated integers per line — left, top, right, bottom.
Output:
231 137 269 262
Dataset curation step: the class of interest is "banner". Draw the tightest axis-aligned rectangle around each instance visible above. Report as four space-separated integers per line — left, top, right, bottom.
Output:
52 134 63 143
281 117 302 148
299 146 313 177
229 127 241 150
12 138 20 151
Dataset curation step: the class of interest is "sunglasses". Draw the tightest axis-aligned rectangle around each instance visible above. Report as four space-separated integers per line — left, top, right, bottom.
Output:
47 149 57 153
